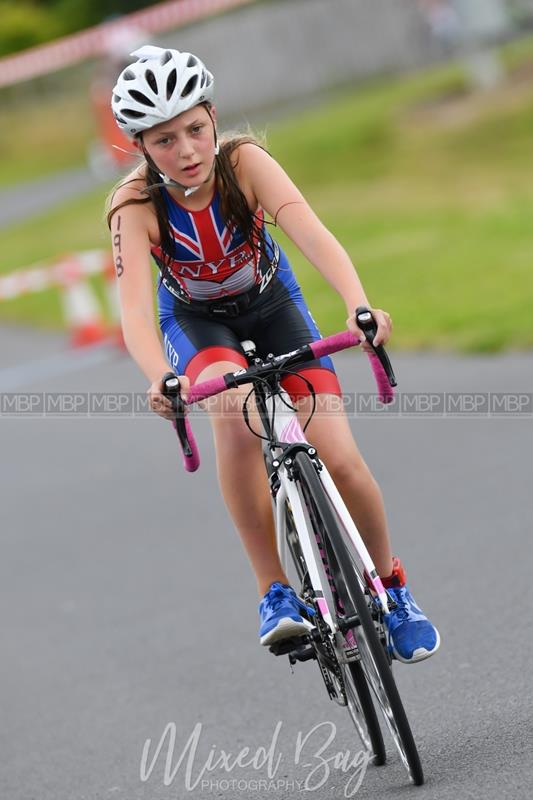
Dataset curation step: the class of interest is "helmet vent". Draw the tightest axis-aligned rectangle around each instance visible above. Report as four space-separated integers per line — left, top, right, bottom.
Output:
128 90 156 107
180 75 198 98
166 68 177 100
112 48 214 135
145 69 158 94
121 109 146 119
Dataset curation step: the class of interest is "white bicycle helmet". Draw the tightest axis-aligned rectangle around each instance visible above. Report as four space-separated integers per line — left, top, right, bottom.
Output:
111 44 215 136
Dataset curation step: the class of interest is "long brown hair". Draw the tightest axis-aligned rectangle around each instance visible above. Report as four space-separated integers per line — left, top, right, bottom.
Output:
105 106 271 268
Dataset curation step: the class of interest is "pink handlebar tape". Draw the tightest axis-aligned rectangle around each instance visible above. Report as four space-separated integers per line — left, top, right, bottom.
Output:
171 376 228 473
186 375 227 405
175 332 395 472
309 331 394 403
366 352 394 404
308 330 359 359
172 416 201 473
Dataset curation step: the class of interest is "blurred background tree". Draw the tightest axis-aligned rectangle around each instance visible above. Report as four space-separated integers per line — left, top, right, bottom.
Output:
0 0 163 56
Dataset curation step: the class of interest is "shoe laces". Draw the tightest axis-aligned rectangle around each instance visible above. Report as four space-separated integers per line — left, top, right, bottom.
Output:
387 586 411 621
264 583 315 616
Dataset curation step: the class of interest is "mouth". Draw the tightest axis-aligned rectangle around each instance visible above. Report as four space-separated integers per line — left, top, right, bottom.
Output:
182 163 201 176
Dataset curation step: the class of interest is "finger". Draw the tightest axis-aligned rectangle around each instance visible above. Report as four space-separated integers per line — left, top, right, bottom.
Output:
346 317 365 343
151 396 173 413
155 405 176 420
373 322 391 347
373 327 384 346
153 391 172 404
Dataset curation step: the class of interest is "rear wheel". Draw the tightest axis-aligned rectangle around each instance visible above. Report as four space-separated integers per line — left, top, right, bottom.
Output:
294 452 424 786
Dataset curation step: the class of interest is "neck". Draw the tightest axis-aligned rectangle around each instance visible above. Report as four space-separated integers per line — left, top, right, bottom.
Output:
167 171 217 207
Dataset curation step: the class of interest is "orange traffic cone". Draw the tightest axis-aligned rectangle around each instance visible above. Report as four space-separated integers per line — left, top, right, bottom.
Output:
62 279 109 348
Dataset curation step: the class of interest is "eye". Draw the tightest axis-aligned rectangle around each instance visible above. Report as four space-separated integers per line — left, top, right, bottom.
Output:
157 136 172 145
191 124 203 134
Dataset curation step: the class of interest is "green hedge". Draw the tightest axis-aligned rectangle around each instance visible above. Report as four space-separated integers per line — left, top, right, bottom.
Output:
0 0 163 57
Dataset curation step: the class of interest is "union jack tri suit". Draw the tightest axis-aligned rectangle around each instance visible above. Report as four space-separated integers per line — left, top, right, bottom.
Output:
151 188 277 304
154 186 341 397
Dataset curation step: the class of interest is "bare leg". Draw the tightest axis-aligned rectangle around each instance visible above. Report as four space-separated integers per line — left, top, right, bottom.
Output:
298 394 394 577
196 360 289 597
194 360 392 593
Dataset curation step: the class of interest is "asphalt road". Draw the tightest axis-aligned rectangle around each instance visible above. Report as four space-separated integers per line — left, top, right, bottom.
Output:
0 168 104 231
1 329 532 800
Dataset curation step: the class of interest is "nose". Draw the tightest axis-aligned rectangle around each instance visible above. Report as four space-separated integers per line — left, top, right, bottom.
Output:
177 136 195 159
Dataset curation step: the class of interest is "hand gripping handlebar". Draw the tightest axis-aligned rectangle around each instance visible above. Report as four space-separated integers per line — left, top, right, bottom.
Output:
163 306 396 472
161 373 201 472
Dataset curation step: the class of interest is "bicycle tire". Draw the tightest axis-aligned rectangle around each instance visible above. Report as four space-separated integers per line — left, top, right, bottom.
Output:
294 451 424 786
283 466 386 766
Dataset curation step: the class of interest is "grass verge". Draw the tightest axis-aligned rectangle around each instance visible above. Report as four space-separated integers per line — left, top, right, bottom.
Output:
1 47 533 351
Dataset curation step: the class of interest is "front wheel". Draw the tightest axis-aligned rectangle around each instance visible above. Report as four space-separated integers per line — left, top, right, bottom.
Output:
284 467 385 767
294 452 424 786
342 660 386 765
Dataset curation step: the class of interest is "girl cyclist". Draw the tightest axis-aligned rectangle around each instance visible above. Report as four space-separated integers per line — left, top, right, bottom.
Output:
108 45 440 663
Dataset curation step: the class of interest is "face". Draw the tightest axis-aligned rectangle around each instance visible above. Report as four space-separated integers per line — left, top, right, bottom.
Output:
141 105 217 186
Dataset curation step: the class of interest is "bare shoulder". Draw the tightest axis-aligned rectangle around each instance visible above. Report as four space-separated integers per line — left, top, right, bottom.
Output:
109 166 148 209
228 139 304 221
230 140 290 187
230 140 272 172
228 141 274 210
108 165 159 242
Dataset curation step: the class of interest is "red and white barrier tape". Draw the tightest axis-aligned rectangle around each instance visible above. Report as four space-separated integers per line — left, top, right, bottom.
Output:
0 250 125 348
0 251 110 300
0 0 254 89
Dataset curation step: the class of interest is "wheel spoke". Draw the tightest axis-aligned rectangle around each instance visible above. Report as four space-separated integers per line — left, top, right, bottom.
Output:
293 452 423 785
287 457 387 768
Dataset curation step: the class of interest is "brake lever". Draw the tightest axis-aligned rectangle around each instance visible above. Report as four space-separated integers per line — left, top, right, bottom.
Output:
355 306 397 388
162 371 193 458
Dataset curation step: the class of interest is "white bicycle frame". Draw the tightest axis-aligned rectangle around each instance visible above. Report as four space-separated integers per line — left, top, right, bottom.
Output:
262 388 391 654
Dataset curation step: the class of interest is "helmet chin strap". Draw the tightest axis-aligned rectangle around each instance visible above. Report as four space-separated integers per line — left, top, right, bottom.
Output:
158 172 200 198
142 121 219 197
158 141 219 197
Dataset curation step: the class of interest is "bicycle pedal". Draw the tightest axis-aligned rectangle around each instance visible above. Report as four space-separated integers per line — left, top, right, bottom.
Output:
268 635 312 658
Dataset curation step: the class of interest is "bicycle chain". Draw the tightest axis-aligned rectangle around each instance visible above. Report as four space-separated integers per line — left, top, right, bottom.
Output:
307 596 347 706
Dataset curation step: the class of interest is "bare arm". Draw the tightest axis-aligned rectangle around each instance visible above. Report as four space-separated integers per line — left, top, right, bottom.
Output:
110 202 172 383
274 203 371 314
238 144 391 345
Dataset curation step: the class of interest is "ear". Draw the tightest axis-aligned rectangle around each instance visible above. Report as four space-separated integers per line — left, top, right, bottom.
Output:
206 104 219 153
132 138 142 152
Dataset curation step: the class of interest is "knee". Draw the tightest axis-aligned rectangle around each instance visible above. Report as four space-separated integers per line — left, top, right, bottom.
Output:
326 451 377 493
211 407 260 455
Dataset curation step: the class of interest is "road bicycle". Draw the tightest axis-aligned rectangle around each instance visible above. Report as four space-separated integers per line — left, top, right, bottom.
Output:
163 307 424 786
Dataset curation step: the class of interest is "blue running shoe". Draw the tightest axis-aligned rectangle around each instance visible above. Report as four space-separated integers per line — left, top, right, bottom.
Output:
384 586 441 664
259 582 316 646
